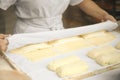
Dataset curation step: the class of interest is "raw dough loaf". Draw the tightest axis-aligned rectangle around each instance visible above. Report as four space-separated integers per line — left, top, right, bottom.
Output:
82 30 115 45
48 36 84 46
82 30 106 39
96 52 120 66
56 61 88 77
10 43 51 54
87 46 117 59
47 56 80 71
49 36 92 54
21 48 56 62
115 42 120 49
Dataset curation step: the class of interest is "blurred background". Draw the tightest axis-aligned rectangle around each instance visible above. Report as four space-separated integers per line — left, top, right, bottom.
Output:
0 0 120 34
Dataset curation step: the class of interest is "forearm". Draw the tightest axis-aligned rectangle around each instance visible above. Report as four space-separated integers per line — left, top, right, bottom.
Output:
78 0 109 21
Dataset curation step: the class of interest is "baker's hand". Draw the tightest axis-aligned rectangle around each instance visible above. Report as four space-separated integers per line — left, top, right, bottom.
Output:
101 14 117 22
0 70 32 80
0 34 9 52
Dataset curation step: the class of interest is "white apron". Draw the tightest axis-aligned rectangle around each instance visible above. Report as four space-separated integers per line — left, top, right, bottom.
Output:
0 0 83 33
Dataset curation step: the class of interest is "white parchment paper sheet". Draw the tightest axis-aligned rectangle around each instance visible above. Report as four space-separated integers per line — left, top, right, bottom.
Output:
6 21 120 80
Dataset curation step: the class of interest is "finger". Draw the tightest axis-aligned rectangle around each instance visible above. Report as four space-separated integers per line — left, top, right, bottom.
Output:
0 34 11 39
0 45 7 52
0 34 5 39
108 17 116 22
4 39 9 45
0 44 6 52
0 39 8 52
101 19 105 22
105 15 117 22
5 34 11 37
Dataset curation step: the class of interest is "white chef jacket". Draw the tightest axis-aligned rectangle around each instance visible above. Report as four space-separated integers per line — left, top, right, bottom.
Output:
0 0 83 33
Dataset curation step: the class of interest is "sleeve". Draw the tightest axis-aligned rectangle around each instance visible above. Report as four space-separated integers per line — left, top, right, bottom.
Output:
70 0 84 6
0 0 17 10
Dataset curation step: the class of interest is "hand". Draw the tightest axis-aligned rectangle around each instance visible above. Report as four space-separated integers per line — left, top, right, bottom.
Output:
0 70 31 80
78 0 117 23
0 34 9 52
102 14 117 22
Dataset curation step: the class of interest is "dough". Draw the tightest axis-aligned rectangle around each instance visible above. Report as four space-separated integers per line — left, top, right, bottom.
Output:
87 46 120 66
10 42 51 54
0 70 31 80
96 52 120 66
48 36 84 46
115 42 120 49
53 40 92 54
21 48 56 62
87 46 117 59
82 30 106 39
49 36 92 54
82 30 115 45
47 56 80 71
86 35 115 45
56 61 88 77
9 36 92 62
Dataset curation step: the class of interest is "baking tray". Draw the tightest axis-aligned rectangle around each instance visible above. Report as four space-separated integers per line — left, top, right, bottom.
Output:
6 21 120 80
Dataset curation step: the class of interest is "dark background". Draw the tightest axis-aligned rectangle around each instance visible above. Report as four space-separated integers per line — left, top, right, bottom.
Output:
0 0 120 33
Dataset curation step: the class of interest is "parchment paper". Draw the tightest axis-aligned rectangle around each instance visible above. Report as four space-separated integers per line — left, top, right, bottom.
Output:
6 21 120 80
7 20 118 50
